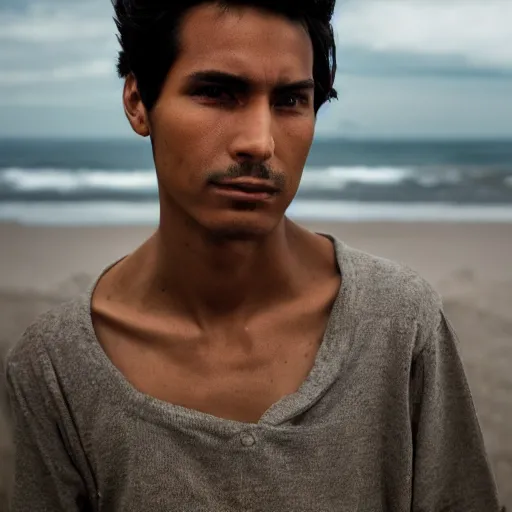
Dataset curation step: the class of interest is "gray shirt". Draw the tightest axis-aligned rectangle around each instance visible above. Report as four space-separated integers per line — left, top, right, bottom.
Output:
4 236 501 511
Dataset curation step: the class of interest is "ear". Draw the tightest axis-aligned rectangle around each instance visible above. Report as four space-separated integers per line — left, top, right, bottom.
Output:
123 74 150 137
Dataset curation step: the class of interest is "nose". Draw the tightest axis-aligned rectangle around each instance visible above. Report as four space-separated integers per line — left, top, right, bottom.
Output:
228 101 275 163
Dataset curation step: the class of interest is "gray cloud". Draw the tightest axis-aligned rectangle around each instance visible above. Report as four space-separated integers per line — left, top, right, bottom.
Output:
0 1 117 88
335 0 512 71
337 48 512 80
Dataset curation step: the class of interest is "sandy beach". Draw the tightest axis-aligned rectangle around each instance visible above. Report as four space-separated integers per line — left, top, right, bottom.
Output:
1 220 511 509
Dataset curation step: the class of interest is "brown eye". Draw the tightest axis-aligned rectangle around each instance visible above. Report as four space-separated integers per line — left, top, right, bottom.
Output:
192 85 234 102
276 93 309 108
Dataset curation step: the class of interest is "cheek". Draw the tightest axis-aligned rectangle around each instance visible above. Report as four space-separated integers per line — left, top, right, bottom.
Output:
154 102 214 152
279 121 314 170
150 103 223 183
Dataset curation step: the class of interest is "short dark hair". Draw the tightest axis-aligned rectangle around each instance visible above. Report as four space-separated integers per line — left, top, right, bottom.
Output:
112 0 338 114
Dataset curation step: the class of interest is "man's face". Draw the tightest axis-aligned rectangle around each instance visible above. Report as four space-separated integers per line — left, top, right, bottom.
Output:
148 3 315 239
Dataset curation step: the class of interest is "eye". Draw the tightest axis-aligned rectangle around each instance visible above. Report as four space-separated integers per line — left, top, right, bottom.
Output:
276 93 310 109
192 85 235 102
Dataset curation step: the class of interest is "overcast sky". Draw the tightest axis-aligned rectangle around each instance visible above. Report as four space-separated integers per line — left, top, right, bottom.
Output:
1 0 511 139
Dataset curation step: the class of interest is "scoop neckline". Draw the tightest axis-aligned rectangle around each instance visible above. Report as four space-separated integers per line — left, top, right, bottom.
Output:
78 233 358 431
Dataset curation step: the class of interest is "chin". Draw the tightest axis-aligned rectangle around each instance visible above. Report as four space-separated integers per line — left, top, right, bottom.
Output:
201 210 283 242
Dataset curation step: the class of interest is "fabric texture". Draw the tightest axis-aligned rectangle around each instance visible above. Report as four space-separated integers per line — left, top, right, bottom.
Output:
4 236 501 511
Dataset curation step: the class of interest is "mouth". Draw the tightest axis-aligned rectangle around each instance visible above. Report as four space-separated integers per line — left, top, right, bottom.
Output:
209 178 280 201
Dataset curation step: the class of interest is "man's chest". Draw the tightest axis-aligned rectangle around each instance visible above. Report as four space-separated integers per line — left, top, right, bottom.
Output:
92 302 333 424
79 291 416 512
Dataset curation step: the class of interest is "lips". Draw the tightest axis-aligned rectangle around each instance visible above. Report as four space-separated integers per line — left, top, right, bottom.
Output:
211 178 280 194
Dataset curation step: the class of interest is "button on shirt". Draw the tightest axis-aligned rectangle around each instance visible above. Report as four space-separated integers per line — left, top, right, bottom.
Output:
240 432 256 447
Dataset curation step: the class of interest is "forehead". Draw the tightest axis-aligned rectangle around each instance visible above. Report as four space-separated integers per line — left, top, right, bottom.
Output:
173 4 314 85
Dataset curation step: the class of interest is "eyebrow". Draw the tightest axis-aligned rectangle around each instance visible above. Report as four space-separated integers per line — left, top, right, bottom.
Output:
185 70 315 93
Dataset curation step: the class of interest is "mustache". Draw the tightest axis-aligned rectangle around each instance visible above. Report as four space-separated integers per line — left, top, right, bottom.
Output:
206 162 286 190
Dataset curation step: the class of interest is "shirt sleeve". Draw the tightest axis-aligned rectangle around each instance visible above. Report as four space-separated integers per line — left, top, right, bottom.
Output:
410 309 501 511
5 347 91 511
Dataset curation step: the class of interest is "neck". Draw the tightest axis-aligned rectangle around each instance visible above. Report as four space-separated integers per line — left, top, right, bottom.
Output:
139 215 309 325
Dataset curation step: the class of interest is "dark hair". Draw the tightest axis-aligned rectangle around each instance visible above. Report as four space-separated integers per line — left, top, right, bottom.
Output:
113 0 338 114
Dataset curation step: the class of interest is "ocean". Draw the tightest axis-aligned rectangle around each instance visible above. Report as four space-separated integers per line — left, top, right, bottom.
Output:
1 138 512 225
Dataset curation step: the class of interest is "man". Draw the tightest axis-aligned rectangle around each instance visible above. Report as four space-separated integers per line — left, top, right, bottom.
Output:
4 1 501 510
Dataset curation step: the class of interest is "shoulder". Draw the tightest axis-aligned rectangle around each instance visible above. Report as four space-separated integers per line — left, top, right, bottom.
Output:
4 295 98 459
338 240 444 351
4 294 90 387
